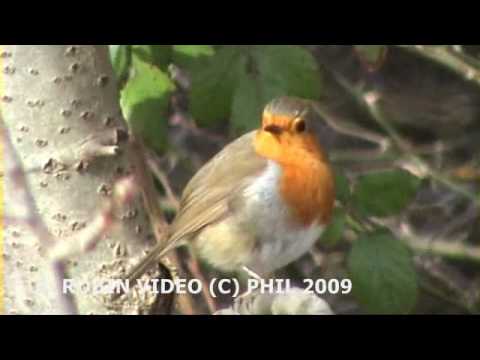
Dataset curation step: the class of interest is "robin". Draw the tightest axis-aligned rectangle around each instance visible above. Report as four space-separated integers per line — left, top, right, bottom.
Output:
125 96 335 284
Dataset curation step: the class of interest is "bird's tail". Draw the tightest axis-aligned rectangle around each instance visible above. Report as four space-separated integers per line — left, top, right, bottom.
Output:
112 241 177 300
125 241 178 286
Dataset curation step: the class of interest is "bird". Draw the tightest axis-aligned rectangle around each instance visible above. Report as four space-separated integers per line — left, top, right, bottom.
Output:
124 96 335 285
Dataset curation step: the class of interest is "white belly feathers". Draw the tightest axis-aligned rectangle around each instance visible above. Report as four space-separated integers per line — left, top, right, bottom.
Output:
242 160 324 273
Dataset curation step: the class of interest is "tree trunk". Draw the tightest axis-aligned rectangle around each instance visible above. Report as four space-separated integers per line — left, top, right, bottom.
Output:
2 45 155 314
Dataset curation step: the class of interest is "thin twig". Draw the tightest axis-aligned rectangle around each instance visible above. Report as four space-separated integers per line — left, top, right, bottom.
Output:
417 278 475 314
146 151 218 313
128 136 196 315
146 154 181 211
363 91 480 206
185 250 218 314
396 45 480 89
406 236 480 265
311 101 391 151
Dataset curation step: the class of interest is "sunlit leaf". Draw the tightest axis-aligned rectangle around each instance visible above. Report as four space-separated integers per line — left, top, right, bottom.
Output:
120 56 175 152
172 45 215 71
109 45 131 83
131 45 172 71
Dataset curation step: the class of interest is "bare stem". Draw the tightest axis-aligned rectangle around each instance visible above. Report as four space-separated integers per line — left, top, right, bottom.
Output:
396 45 480 89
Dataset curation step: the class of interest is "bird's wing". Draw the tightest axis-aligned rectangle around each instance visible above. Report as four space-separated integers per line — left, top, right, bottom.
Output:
122 131 268 285
167 131 268 245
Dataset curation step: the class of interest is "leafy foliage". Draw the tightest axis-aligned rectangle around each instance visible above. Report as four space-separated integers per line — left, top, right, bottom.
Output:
231 46 322 134
348 230 418 314
189 47 247 127
131 45 172 71
120 55 175 152
334 170 351 205
112 45 323 150
109 45 131 83
320 208 347 248
352 170 421 218
172 45 215 71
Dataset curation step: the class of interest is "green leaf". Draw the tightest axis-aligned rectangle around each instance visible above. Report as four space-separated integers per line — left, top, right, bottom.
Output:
131 45 172 71
348 230 418 314
320 208 347 248
172 45 215 71
109 45 131 83
231 71 265 134
120 57 176 152
254 45 322 100
190 47 246 127
334 170 351 204
231 45 322 135
353 170 420 217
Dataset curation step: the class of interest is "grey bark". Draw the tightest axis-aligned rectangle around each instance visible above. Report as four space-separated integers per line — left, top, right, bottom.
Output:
2 45 155 314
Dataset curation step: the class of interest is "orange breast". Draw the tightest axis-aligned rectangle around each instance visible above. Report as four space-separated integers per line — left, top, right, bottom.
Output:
279 160 335 226
254 130 335 227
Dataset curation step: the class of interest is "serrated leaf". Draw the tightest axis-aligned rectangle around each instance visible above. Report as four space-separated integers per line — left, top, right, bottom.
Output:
190 47 246 127
172 45 215 71
131 45 172 71
231 45 322 135
353 170 420 217
320 208 347 248
348 230 418 314
120 57 175 152
109 45 131 83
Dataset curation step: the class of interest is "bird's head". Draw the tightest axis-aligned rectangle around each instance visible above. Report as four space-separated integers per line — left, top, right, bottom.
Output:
255 96 328 165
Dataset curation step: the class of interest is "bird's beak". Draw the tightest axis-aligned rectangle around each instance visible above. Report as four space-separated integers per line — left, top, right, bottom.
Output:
263 124 283 135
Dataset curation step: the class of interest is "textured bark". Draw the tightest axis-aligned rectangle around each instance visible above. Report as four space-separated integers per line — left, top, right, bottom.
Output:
2 45 155 314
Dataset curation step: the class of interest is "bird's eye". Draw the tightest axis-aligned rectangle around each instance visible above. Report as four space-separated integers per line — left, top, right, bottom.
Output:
294 118 306 133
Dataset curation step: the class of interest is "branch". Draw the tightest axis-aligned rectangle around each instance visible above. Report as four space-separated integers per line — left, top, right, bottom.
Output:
396 45 480 89
135 142 219 314
363 90 480 207
127 137 197 315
